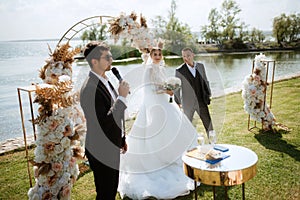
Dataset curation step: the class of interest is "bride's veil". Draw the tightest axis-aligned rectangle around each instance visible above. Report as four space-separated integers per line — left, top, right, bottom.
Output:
122 54 149 120
123 52 167 120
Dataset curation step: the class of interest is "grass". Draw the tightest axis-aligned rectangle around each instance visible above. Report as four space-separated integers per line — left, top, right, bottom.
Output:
0 77 299 200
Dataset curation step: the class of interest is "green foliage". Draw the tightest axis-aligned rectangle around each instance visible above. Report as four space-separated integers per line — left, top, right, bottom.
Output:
200 0 299 50
110 45 140 60
201 0 250 49
152 0 200 55
80 24 108 43
222 38 247 49
201 8 221 43
220 0 242 40
249 28 265 43
273 13 300 45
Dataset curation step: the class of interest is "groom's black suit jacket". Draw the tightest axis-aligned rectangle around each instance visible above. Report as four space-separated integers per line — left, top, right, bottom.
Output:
80 71 127 168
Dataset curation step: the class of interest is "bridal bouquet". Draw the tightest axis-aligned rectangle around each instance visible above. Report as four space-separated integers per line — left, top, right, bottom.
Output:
163 77 181 102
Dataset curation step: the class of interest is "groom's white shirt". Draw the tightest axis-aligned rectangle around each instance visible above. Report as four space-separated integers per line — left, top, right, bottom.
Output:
90 70 127 104
90 70 127 137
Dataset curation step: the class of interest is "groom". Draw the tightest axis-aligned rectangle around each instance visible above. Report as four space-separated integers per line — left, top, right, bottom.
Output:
80 41 129 199
174 47 214 137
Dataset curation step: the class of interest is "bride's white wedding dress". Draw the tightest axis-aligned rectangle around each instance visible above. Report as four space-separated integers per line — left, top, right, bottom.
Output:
118 62 198 199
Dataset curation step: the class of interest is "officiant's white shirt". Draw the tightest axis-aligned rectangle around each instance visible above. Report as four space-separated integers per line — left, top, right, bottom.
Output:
187 63 196 77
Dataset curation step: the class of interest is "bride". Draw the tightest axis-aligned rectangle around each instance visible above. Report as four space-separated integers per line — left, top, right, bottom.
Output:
118 43 198 199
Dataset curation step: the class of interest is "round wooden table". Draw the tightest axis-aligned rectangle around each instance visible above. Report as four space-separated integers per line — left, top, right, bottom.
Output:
182 144 258 200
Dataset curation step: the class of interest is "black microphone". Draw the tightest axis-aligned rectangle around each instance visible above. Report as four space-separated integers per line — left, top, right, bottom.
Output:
111 67 130 94
111 67 123 82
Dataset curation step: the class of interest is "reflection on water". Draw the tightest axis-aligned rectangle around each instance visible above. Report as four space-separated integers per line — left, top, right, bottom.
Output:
0 40 300 142
272 51 300 60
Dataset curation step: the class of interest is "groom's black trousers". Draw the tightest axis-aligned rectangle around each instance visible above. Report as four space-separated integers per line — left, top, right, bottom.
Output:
85 149 119 200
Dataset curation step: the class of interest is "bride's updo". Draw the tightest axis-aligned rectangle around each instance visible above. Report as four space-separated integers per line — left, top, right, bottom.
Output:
150 48 162 55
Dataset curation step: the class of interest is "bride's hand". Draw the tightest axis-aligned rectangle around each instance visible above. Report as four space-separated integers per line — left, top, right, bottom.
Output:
121 142 127 154
156 90 165 94
165 90 173 96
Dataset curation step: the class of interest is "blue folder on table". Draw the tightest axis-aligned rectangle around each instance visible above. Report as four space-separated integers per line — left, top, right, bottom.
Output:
205 154 230 165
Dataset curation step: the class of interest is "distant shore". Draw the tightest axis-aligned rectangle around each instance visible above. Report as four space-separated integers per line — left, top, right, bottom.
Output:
74 48 299 66
113 47 300 65
199 46 300 53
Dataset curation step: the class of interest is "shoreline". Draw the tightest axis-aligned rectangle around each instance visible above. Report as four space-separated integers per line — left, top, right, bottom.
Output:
1 74 299 155
75 48 300 64
199 46 300 54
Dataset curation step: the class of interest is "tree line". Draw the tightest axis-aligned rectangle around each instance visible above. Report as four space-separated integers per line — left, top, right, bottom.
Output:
201 0 300 49
79 0 300 58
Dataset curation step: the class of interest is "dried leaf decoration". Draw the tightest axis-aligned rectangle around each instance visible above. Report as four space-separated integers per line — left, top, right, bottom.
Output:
140 14 147 28
39 43 81 83
52 43 81 63
34 81 79 124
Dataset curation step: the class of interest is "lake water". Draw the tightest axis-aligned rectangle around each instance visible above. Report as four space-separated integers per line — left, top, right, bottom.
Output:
0 40 299 142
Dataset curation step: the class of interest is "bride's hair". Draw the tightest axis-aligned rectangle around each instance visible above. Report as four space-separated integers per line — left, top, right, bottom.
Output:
150 48 162 55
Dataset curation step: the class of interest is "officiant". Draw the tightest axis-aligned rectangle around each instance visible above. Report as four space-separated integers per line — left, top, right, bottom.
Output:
174 47 214 137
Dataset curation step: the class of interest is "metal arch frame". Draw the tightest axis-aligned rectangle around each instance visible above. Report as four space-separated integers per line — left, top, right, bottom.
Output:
56 15 114 47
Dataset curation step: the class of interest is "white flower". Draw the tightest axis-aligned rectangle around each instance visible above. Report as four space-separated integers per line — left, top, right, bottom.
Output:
61 137 71 149
59 75 71 82
37 174 48 186
49 185 60 196
34 146 47 163
64 147 72 157
58 173 70 187
54 144 64 154
28 185 40 200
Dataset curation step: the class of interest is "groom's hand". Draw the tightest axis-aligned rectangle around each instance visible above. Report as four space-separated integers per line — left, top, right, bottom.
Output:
118 80 130 98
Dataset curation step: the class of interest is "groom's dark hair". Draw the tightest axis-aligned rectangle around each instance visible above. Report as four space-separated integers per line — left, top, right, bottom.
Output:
84 41 110 68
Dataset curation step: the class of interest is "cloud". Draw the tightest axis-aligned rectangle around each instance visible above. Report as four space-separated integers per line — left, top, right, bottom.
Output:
0 0 299 41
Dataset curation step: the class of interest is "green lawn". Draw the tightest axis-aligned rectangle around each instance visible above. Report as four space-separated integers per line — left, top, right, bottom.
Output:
0 77 299 200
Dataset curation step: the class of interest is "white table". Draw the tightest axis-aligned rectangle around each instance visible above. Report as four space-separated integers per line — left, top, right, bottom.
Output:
182 144 258 200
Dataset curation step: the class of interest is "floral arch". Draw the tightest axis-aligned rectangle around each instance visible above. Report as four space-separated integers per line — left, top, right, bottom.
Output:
27 15 114 200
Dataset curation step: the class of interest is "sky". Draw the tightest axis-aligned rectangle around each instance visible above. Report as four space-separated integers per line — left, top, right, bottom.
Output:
0 0 299 41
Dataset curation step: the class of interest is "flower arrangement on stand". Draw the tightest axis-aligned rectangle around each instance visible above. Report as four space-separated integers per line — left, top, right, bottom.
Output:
241 53 276 130
27 43 86 200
